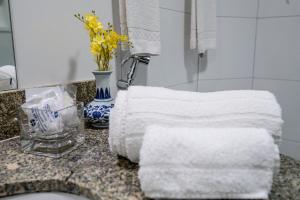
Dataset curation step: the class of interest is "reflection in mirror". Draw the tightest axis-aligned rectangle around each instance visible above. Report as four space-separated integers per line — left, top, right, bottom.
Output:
0 0 16 91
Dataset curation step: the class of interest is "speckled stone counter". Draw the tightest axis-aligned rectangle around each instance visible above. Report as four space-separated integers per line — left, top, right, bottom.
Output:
0 129 300 200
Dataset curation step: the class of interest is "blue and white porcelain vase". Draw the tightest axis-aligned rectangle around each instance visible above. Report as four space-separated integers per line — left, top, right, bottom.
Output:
84 70 114 128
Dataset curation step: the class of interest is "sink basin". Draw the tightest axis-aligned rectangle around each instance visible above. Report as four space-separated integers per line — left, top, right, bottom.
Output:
1 192 90 200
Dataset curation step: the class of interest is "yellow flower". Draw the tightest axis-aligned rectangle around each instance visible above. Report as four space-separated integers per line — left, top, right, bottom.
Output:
84 13 103 34
94 34 105 44
90 42 100 55
75 11 132 71
109 31 118 41
84 14 97 22
89 31 96 41
90 35 104 55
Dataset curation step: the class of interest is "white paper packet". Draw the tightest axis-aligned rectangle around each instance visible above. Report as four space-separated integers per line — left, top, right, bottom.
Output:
22 86 79 135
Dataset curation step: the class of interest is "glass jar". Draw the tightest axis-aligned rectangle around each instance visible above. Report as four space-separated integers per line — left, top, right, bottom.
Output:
19 102 85 158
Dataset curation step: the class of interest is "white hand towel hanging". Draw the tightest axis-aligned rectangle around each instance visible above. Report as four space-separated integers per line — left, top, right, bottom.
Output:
190 0 217 54
119 0 161 55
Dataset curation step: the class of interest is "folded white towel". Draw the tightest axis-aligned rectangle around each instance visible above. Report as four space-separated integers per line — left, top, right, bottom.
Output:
109 90 128 155
119 0 161 55
190 0 217 54
109 86 283 162
139 126 279 199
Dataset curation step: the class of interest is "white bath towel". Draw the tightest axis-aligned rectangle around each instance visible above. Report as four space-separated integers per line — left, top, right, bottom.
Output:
109 86 283 162
190 0 217 54
119 0 161 55
139 126 279 199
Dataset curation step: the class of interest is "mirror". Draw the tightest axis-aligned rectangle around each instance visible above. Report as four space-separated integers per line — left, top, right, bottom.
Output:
0 0 16 91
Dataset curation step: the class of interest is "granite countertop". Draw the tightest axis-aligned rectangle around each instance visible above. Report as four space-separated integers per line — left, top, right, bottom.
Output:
0 129 300 200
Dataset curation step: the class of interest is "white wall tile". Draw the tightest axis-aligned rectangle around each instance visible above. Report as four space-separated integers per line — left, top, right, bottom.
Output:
168 81 197 91
159 0 191 13
147 9 198 87
280 140 300 160
217 0 258 17
259 0 300 17
197 79 252 92
253 79 300 142
198 18 256 80
255 17 300 80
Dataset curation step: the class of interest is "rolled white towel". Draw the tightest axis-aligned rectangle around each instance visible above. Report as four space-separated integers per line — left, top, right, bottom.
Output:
109 86 283 162
127 85 278 101
139 126 280 199
109 90 128 155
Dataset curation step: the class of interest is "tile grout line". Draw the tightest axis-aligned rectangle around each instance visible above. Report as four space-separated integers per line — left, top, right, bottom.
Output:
197 77 253 81
168 78 254 88
217 16 256 19
255 77 300 82
259 14 300 19
168 80 198 88
282 137 300 144
251 0 260 89
159 7 191 15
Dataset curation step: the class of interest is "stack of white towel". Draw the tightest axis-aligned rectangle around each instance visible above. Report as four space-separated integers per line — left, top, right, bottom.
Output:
109 86 283 199
109 86 283 162
139 126 280 199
